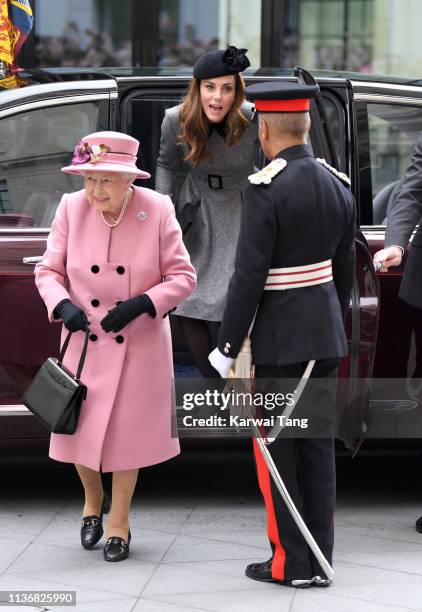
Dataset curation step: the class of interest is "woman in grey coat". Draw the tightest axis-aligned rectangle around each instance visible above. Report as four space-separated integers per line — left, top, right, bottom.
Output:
156 46 258 376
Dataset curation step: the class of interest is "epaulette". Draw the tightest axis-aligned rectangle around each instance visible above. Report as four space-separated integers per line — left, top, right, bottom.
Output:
316 158 351 186
248 158 287 185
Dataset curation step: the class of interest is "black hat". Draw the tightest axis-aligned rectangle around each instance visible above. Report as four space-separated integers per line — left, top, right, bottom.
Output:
246 82 319 112
193 46 250 80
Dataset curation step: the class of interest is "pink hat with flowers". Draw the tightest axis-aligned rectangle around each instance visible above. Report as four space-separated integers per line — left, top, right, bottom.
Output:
61 131 151 179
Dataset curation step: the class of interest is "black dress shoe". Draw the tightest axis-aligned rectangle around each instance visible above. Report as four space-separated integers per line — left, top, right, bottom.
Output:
416 515 422 533
103 530 131 562
80 492 111 550
245 559 312 588
245 558 275 583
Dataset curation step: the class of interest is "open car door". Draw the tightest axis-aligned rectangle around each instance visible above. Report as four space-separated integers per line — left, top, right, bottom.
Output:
295 67 381 451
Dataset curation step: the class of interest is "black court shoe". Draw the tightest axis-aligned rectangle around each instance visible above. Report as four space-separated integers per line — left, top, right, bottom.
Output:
416 515 422 533
103 530 131 562
245 559 312 588
80 492 111 550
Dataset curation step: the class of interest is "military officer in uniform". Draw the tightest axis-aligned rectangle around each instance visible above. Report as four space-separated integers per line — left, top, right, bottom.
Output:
209 82 356 587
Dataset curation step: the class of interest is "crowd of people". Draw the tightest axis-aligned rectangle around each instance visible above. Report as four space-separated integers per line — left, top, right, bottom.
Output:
36 22 132 68
34 19 373 73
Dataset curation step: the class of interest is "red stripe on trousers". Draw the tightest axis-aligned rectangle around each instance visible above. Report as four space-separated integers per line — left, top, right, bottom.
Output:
253 438 285 581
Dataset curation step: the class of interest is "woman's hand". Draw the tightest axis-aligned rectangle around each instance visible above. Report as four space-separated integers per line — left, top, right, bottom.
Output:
54 300 90 332
100 295 156 333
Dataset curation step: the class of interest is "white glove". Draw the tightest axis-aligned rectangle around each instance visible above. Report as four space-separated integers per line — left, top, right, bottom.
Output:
208 347 234 378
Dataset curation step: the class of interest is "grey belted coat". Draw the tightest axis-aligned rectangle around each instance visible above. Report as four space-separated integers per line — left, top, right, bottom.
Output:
155 103 258 321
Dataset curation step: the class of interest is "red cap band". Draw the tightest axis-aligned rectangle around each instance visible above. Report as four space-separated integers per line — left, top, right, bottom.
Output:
254 99 311 112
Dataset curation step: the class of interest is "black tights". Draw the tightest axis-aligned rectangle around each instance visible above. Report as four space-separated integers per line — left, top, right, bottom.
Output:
177 316 221 378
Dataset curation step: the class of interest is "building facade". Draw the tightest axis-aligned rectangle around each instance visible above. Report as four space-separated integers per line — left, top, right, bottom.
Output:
18 0 422 78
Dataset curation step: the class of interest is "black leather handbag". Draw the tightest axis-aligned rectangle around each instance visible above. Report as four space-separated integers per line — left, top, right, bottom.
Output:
22 329 89 435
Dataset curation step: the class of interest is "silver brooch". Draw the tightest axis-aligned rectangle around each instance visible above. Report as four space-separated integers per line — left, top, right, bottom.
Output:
137 210 148 221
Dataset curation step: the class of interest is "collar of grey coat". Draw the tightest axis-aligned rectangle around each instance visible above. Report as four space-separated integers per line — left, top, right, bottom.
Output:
208 118 227 139
275 144 313 162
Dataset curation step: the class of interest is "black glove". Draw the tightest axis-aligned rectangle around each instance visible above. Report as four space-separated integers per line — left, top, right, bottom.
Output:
54 299 89 332
100 295 156 333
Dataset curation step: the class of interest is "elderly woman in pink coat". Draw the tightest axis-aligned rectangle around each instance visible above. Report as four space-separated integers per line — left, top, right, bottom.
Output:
35 131 196 562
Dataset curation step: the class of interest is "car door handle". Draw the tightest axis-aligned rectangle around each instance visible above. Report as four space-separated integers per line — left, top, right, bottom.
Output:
22 256 43 264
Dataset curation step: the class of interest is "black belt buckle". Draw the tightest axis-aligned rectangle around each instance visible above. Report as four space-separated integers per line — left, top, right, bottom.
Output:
208 174 223 189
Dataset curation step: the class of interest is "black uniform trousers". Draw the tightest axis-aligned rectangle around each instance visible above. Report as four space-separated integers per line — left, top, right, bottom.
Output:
253 358 339 582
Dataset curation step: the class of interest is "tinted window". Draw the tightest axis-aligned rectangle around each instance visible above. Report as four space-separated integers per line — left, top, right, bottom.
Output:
322 95 344 170
125 94 185 191
367 103 422 225
0 103 99 229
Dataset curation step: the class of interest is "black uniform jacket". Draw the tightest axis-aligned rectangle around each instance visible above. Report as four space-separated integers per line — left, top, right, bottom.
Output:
217 144 356 366
385 132 422 310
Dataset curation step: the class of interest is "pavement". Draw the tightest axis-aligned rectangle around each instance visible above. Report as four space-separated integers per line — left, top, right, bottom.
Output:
1 450 422 612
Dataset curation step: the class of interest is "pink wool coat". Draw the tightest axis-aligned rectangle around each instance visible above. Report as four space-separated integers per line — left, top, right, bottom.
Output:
35 185 196 472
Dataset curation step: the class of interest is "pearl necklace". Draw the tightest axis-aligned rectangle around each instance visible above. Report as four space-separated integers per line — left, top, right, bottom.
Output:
100 189 131 228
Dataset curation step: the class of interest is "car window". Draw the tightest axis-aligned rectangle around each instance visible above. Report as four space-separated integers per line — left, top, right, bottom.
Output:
322 94 345 171
366 103 422 226
0 102 99 229
124 94 185 191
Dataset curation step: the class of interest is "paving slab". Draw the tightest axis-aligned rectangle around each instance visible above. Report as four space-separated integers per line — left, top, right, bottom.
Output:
291 589 414 612
161 534 270 564
7 561 157 598
335 549 422 575
6 541 103 574
144 587 294 612
141 563 266 598
177 527 269 550
327 559 422 586
0 509 56 541
0 572 124 600
50 598 137 612
324 579 422 610
333 530 422 554
0 538 34 574
133 599 210 612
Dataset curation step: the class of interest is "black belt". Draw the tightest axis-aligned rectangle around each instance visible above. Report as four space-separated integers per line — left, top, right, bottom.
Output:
193 173 223 189
193 172 246 191
207 174 223 189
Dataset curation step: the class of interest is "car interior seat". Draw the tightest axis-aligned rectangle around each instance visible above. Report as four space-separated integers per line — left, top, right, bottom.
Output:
372 180 401 225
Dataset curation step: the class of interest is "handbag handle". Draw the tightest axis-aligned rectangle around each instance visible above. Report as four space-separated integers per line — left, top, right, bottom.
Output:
58 328 90 382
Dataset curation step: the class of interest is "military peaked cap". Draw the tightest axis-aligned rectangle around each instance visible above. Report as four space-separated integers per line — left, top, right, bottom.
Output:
246 81 319 112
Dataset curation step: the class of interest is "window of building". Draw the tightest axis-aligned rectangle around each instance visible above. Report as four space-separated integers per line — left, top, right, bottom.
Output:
34 0 132 67
282 0 374 72
158 0 261 67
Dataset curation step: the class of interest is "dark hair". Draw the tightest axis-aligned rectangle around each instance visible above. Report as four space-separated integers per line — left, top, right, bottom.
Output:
178 73 249 166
